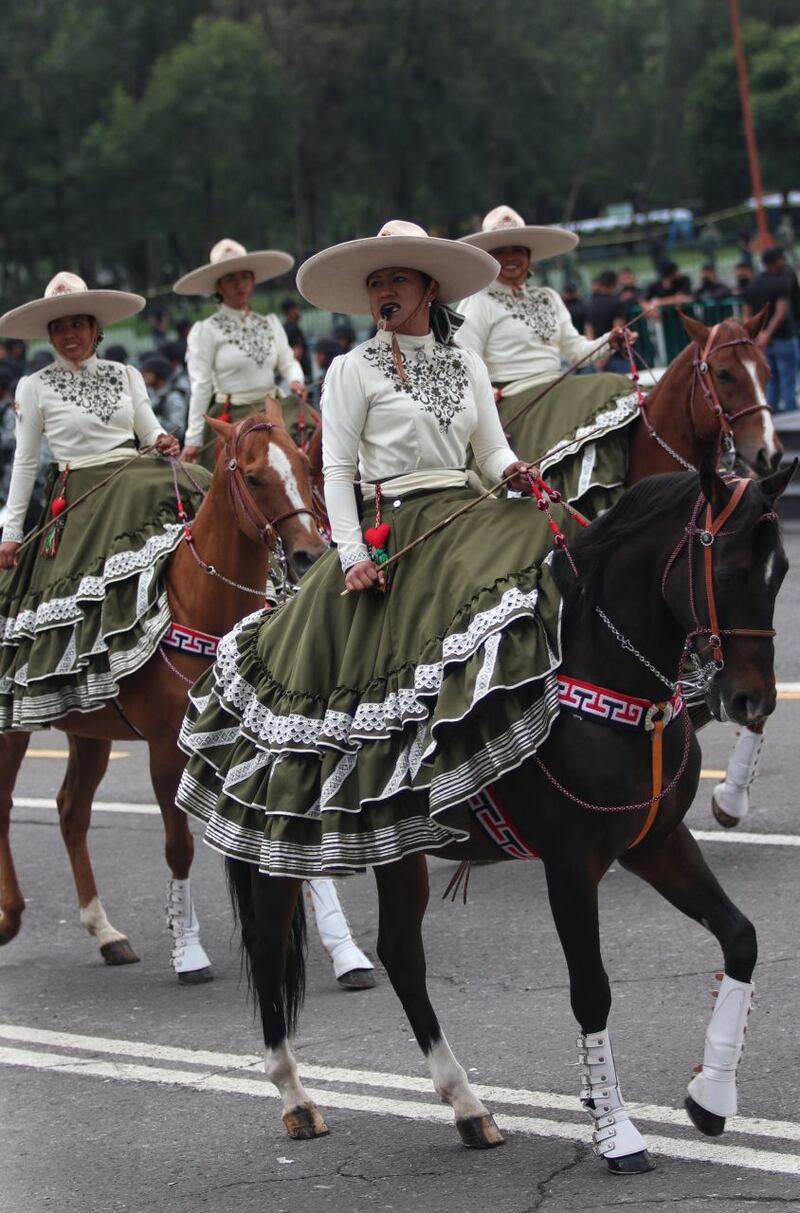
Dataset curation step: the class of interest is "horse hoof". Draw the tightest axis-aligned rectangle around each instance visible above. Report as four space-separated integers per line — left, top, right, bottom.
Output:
337 968 376 991
177 966 214 985
685 1094 725 1137
711 797 741 830
457 1114 505 1149
282 1104 330 1140
100 939 140 966
606 1150 655 1175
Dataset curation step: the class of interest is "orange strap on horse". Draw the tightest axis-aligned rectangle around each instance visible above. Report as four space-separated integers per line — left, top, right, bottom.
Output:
628 715 667 850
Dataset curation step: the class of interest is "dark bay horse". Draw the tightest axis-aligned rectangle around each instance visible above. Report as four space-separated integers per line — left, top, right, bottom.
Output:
224 459 793 1175
0 402 327 978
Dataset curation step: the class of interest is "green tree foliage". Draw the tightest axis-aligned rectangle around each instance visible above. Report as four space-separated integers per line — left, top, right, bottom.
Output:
0 0 797 302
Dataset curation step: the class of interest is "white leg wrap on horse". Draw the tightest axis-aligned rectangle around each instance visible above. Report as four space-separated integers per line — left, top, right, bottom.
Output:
307 879 373 979
427 1034 488 1121
80 896 126 948
713 727 764 823
265 1041 311 1112
687 975 753 1118
166 878 210 974
578 1030 648 1159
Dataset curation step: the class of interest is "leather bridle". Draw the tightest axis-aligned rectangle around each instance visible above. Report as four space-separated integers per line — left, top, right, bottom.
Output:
691 323 772 451
662 477 777 670
223 420 320 548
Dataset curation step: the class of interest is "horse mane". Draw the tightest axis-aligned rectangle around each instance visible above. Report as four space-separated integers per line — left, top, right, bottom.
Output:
552 472 701 614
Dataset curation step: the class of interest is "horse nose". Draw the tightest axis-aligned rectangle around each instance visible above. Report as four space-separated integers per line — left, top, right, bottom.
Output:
289 548 321 579
752 447 778 476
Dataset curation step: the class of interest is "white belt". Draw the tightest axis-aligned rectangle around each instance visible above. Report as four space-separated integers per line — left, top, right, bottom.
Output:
361 469 480 501
59 446 136 471
214 387 281 406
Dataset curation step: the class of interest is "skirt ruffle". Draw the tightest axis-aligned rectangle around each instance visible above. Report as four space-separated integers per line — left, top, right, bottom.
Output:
0 456 209 728
176 486 568 877
490 372 638 516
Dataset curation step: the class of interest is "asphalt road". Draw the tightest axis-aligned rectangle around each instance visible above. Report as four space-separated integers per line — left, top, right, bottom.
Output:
2 523 799 1213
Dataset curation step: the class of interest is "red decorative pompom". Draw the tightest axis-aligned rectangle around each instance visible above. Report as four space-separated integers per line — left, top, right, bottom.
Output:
51 496 67 518
364 522 390 549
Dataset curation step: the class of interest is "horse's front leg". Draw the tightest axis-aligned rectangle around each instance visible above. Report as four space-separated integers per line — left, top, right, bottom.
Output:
543 853 654 1174
620 822 756 1138
712 721 765 828
58 735 138 965
374 853 503 1149
148 736 212 983
0 731 31 944
230 861 328 1140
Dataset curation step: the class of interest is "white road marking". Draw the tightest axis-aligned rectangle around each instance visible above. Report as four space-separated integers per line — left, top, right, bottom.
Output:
1 1040 799 1174
12 797 800 847
1 1025 799 1151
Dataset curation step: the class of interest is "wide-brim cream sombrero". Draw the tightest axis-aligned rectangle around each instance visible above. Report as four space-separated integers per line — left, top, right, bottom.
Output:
173 238 294 296
297 220 499 314
461 205 577 262
0 272 145 340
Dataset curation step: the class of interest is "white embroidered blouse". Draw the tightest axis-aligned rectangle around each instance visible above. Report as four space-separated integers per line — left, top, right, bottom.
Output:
456 280 609 385
2 355 165 542
322 330 517 570
184 305 305 447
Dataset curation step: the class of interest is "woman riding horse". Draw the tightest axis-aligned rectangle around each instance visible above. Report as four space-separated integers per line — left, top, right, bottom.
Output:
0 273 188 708
456 206 639 513
176 239 311 468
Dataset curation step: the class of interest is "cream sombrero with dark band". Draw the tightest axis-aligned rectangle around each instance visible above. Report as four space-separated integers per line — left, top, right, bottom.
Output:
173 239 295 296
0 273 145 340
461 205 578 263
297 220 499 315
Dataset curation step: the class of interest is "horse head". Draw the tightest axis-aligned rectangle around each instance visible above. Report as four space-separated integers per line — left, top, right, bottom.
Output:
665 457 795 727
677 310 782 477
207 398 328 581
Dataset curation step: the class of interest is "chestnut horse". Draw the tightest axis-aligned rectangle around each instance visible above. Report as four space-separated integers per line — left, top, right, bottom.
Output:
224 460 793 1177
0 403 326 980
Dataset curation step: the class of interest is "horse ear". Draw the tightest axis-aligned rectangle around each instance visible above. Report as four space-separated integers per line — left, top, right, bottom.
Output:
744 305 770 338
759 457 798 503
264 395 283 424
677 309 709 347
206 415 234 440
699 451 730 511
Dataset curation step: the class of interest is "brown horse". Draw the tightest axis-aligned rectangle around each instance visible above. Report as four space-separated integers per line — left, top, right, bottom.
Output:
624 311 780 481
0 401 326 979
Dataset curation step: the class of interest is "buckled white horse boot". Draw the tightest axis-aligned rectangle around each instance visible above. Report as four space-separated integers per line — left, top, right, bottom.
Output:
166 878 212 984
578 1030 654 1173
686 974 753 1135
307 879 375 990
712 727 764 828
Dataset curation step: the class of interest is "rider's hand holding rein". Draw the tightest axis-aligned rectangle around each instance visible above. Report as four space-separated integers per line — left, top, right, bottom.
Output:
0 541 20 569
503 460 540 492
154 432 180 458
607 325 638 355
345 559 387 594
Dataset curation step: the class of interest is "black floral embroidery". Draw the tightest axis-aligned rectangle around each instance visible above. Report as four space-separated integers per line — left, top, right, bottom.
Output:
211 310 275 367
41 363 125 423
363 340 468 434
488 284 558 341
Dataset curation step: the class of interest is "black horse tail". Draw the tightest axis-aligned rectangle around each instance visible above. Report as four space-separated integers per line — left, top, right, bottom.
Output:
225 857 307 1039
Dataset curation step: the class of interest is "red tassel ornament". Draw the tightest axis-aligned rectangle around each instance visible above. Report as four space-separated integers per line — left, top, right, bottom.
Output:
41 468 70 558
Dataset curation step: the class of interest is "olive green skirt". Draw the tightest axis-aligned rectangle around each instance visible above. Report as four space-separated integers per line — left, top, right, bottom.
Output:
177 485 569 877
483 372 638 517
198 394 318 469
0 456 209 729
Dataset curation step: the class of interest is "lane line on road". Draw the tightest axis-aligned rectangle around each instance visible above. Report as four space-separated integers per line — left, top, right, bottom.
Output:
1 1024 799 1147
25 749 130 760
1 1042 798 1175
12 799 800 848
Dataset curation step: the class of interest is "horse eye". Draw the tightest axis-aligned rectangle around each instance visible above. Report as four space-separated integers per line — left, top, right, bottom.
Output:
246 473 262 487
715 369 733 383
